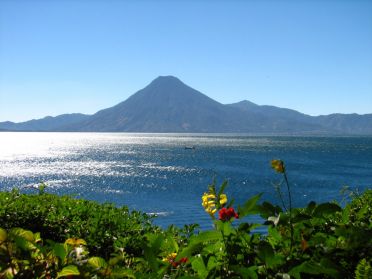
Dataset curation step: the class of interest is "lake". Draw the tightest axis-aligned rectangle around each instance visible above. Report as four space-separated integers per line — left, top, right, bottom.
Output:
0 132 371 230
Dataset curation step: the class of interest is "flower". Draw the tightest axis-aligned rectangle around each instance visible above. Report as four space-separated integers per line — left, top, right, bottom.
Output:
202 192 229 217
202 193 217 215
218 207 239 222
271 159 285 173
219 194 227 205
162 253 188 267
75 246 85 260
162 252 177 263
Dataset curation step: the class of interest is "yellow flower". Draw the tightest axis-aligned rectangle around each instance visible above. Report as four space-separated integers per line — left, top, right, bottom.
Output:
219 194 227 205
162 252 177 263
271 159 285 173
202 192 217 216
205 207 217 215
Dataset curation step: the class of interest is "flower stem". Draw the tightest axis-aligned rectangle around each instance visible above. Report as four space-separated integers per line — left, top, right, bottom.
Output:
283 172 294 255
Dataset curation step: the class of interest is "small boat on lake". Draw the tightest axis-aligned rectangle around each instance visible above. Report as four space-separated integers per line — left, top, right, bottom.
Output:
184 146 196 150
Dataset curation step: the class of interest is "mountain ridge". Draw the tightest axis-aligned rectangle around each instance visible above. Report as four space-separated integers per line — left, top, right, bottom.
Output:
1 76 371 134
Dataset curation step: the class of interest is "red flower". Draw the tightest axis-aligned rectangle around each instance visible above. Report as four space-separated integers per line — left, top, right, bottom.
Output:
171 257 188 267
218 207 239 222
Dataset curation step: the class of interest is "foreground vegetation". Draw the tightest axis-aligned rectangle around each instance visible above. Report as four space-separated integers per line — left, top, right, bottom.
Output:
0 161 371 278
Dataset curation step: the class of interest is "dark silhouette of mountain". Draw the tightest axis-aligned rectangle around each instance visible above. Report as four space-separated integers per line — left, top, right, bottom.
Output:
0 76 371 134
70 76 274 132
0 114 90 131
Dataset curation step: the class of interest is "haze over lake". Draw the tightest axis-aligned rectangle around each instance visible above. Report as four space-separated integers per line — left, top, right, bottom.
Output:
1 132 371 229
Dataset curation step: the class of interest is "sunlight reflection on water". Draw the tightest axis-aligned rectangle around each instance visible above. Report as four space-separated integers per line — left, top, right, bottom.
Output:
1 132 371 230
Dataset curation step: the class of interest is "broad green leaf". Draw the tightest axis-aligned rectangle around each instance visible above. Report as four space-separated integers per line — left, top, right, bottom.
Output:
111 268 136 278
258 201 282 219
10 228 34 242
161 233 179 252
143 234 165 271
257 241 284 268
57 265 80 278
289 260 340 279
215 220 235 236
177 231 222 259
0 228 7 242
88 256 107 269
238 193 262 218
313 203 341 217
207 256 218 270
145 233 164 252
257 242 274 267
341 206 351 223
34 232 42 243
267 226 282 246
53 243 67 262
231 265 258 279
305 201 317 214
14 237 37 251
191 257 208 279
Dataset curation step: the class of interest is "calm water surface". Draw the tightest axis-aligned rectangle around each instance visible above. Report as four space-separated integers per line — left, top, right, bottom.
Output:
0 133 371 230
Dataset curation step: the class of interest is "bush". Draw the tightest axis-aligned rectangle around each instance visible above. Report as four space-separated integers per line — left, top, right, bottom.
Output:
0 189 158 258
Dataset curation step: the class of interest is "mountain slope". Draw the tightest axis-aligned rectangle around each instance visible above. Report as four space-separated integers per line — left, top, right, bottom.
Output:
71 76 269 132
227 100 325 133
0 113 90 131
315 113 372 134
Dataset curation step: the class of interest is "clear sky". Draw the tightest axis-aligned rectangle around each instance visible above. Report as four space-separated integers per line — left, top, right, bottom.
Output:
0 0 371 122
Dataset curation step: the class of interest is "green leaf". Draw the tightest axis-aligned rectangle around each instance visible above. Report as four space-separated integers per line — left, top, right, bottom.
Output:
57 265 80 278
15 237 37 251
111 268 136 278
313 203 341 217
267 226 282 246
257 242 284 269
257 242 274 267
258 201 282 219
34 232 42 243
207 256 218 271
305 201 317 214
161 233 179 252
146 233 165 252
53 243 67 262
289 260 340 279
215 220 235 236
191 257 208 279
0 228 7 243
355 258 372 279
10 228 34 242
88 256 107 269
217 180 228 197
177 231 222 259
231 265 258 279
238 193 262 218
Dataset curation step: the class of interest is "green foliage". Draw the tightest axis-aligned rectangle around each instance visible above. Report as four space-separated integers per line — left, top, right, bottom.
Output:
0 172 371 278
355 259 372 279
0 189 157 258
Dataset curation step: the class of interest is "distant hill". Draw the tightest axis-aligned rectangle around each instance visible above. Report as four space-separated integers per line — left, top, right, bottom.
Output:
0 114 90 131
0 76 371 134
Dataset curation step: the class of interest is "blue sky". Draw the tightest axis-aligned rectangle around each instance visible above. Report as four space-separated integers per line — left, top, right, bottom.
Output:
0 0 371 122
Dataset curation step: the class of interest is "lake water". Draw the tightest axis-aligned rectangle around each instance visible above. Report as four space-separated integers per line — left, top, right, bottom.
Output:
0 133 371 230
